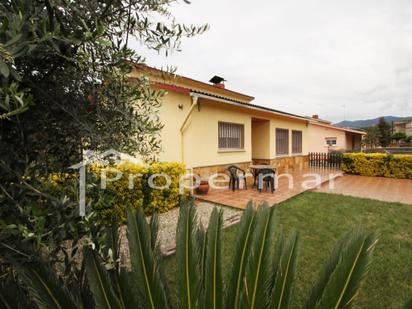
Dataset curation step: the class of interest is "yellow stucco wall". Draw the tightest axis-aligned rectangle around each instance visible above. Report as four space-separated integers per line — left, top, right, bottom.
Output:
154 89 309 168
179 98 309 167
182 99 252 168
157 91 192 162
252 120 270 159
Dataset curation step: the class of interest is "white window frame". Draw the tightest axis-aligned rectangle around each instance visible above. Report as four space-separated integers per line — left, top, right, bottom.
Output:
325 137 337 146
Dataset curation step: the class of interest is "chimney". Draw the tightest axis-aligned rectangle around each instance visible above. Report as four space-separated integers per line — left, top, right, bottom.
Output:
312 114 319 119
209 75 226 89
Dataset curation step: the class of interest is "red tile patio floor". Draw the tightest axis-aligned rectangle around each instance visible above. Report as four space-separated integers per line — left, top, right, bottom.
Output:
315 174 412 205
195 167 342 209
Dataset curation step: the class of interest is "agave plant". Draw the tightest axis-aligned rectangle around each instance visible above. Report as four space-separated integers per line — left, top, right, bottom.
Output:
0 199 378 308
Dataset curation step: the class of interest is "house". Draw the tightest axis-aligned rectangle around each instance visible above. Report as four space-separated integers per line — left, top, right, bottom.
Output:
394 120 412 137
307 115 366 153
129 66 360 178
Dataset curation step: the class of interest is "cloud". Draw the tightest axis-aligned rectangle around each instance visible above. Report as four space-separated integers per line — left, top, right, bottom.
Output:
131 0 412 122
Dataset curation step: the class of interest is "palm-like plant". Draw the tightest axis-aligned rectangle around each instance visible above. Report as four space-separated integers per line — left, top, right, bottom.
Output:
1 199 378 309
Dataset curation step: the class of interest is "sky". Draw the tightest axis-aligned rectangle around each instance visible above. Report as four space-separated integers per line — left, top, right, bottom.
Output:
131 0 412 123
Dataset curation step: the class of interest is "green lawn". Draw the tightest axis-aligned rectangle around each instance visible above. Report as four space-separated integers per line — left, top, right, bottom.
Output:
165 192 412 308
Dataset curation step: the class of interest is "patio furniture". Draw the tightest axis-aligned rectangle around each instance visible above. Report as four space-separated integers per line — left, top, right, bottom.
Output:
256 168 276 193
227 165 247 191
250 164 276 187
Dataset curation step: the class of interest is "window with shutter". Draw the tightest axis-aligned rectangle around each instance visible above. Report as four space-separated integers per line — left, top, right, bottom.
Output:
218 122 244 149
276 128 289 155
292 130 302 154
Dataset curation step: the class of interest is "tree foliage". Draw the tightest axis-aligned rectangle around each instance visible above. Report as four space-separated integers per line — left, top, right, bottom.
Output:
392 132 407 142
362 126 380 148
377 117 392 147
0 0 207 172
0 0 207 274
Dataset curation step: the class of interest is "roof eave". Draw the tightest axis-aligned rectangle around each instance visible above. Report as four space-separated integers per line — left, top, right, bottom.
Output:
191 92 309 123
309 121 366 135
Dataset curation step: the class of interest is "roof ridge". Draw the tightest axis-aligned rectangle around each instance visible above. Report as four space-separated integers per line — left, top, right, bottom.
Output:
135 64 255 102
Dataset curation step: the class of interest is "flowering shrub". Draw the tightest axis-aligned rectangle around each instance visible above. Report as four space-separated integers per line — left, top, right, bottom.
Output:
144 162 186 213
45 162 187 224
342 153 412 179
89 162 186 223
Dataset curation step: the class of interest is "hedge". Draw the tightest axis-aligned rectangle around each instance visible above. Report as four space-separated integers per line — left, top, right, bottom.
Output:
342 153 412 179
46 162 187 224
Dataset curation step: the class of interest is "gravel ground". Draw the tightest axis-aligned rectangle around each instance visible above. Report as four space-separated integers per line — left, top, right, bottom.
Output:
158 201 242 255
120 201 242 262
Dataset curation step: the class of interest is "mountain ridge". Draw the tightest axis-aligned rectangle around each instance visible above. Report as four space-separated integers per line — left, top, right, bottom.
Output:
334 116 412 128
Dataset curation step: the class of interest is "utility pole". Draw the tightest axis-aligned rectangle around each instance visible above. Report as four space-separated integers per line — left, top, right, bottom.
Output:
342 104 346 121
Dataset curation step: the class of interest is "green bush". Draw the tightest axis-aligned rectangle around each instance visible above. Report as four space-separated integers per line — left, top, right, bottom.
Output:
342 153 412 179
45 162 187 224
90 162 187 222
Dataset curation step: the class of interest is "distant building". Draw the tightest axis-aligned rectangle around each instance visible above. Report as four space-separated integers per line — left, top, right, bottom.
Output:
394 120 412 137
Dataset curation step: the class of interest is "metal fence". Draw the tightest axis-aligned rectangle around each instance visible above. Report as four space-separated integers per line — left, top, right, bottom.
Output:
309 152 343 168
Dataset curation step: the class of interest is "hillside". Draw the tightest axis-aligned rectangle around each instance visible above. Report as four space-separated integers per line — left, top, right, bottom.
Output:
334 116 411 128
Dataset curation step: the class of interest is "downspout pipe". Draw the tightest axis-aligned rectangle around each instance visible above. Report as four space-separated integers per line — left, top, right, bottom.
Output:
180 94 199 163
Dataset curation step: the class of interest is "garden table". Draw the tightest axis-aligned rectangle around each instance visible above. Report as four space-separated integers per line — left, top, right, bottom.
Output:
249 164 277 188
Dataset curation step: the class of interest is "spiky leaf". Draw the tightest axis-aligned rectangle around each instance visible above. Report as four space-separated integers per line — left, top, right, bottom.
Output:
241 203 277 308
84 246 122 309
315 231 378 309
176 199 202 309
150 212 160 252
225 202 257 309
204 207 224 309
117 269 139 308
0 274 32 309
126 207 169 309
266 230 285 300
17 261 81 309
305 231 353 309
270 231 300 309
197 222 207 292
101 225 139 308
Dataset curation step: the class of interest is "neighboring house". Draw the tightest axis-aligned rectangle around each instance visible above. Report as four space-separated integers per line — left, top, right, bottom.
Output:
130 66 360 177
307 115 365 153
394 120 412 137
